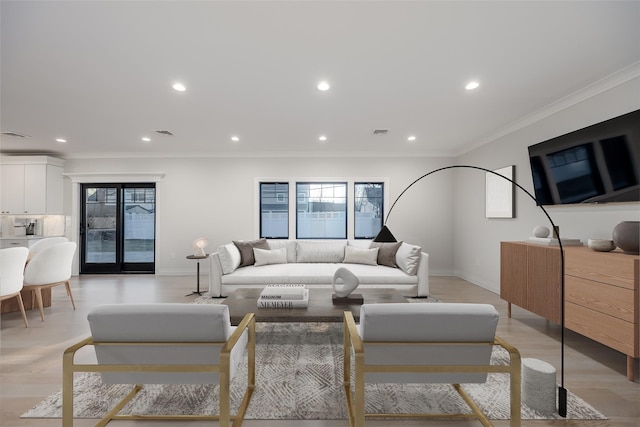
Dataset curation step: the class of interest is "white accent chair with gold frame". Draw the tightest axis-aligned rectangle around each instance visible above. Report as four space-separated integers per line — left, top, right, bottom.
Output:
343 303 521 427
62 304 256 427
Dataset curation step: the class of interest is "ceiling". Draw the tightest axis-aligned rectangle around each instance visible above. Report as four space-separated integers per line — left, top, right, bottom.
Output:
1 1 639 159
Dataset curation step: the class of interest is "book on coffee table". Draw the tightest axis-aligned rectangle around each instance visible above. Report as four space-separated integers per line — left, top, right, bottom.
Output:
259 284 307 300
258 288 309 308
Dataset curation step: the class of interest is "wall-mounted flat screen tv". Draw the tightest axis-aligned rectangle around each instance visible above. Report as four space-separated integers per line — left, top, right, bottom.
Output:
528 109 640 205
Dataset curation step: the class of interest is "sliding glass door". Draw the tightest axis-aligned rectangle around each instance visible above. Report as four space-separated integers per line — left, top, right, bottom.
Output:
80 183 155 273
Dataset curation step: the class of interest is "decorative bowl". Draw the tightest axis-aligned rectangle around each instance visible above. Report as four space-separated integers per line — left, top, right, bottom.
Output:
532 225 550 238
587 238 616 252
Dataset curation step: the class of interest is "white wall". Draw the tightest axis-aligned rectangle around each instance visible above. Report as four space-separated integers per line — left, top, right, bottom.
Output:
62 156 456 275
62 75 640 289
454 75 640 293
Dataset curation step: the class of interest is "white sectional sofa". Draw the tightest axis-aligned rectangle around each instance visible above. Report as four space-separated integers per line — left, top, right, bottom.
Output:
208 239 429 297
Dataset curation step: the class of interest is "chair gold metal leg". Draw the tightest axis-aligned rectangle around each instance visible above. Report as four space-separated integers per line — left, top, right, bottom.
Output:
62 341 76 427
354 353 365 427
453 383 493 427
509 350 522 426
220 357 231 427
96 385 143 427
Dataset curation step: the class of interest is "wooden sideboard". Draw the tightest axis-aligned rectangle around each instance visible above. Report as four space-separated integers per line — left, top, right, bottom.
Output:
500 241 639 381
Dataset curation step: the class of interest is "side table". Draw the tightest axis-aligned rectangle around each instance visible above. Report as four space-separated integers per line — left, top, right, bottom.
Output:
185 254 208 296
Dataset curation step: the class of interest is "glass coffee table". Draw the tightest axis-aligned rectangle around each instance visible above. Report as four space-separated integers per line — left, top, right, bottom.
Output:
223 287 407 325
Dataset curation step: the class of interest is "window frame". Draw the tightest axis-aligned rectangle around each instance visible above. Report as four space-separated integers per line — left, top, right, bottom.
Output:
353 182 385 239
259 182 290 239
255 177 389 240
295 181 348 240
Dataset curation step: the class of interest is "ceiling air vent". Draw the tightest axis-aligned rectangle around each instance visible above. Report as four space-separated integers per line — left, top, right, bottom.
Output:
155 130 174 136
372 129 389 135
1 131 31 138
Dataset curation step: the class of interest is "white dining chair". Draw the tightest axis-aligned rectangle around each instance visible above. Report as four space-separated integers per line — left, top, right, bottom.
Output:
27 236 69 261
0 247 30 327
23 242 77 321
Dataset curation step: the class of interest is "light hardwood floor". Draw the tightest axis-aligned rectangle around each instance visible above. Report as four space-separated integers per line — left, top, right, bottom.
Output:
1 275 638 426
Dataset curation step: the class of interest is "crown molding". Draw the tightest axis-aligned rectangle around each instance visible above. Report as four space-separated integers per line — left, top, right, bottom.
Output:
60 150 449 159
64 172 165 183
457 61 640 157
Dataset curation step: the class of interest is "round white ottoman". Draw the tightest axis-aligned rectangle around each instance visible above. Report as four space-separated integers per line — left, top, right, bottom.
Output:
521 358 556 414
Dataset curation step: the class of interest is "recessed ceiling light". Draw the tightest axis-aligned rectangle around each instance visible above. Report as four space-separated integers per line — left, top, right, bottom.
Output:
231 136 240 142
55 138 67 143
318 135 327 141
172 82 186 92
317 81 330 91
2 131 30 138
142 137 151 142
407 135 416 141
465 81 480 90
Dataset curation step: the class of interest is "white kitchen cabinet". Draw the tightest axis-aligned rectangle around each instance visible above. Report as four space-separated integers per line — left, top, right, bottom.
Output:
0 237 43 249
0 164 25 214
45 163 64 213
0 156 64 215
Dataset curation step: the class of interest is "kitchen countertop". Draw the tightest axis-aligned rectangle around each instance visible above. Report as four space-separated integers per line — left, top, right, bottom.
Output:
0 235 47 240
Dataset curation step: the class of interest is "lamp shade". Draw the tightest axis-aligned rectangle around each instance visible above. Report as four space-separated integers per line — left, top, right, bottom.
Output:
192 237 209 257
373 225 397 243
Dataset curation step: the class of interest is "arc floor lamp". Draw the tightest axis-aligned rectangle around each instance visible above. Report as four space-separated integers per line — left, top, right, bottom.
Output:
374 164 568 418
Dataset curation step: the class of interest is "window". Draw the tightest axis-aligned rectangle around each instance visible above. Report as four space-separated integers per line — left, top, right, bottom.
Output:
257 179 386 239
260 182 289 238
82 183 155 274
296 182 347 239
354 182 384 239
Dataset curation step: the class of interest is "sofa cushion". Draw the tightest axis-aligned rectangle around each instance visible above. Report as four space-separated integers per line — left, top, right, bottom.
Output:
359 303 498 341
358 303 498 384
347 240 372 249
88 304 245 385
221 263 417 285
253 247 288 266
343 245 378 266
267 240 297 263
233 238 269 267
296 241 346 263
370 241 402 267
396 242 422 275
217 243 241 274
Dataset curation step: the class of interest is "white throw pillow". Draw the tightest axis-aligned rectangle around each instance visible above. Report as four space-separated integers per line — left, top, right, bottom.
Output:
395 242 422 275
343 245 378 266
267 240 297 263
217 243 241 274
347 240 372 249
253 247 288 266
296 241 346 263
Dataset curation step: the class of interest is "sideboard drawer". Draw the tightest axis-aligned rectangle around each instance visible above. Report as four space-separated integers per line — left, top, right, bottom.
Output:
566 275 635 323
565 249 637 289
566 301 637 357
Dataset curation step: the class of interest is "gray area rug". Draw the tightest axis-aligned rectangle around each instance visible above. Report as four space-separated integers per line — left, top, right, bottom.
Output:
23 296 606 421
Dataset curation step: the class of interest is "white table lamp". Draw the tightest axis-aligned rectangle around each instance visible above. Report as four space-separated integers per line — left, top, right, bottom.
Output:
192 237 209 257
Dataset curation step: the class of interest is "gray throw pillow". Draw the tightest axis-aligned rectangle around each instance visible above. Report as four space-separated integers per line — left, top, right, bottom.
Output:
370 241 402 267
233 238 269 267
